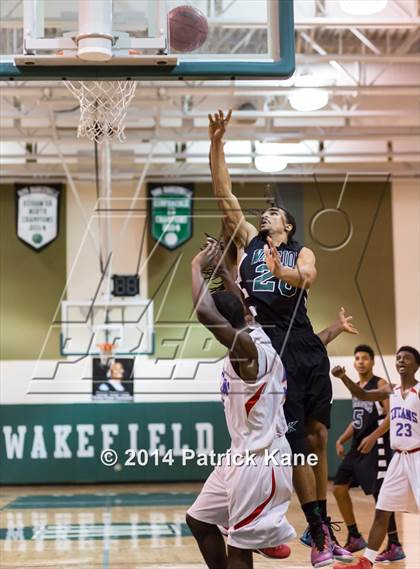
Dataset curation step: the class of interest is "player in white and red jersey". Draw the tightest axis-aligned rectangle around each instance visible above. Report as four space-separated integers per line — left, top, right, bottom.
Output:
187 242 295 569
331 345 420 569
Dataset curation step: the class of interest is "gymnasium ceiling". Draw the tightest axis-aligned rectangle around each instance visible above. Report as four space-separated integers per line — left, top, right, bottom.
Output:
0 0 419 182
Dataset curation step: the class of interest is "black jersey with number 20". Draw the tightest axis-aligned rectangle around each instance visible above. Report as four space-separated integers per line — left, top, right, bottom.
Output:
237 235 313 333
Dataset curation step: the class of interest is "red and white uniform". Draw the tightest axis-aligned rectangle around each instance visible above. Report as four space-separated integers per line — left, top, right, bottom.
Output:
376 382 420 513
188 327 295 549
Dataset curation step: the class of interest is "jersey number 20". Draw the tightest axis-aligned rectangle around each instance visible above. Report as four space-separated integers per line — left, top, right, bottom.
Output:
253 263 297 297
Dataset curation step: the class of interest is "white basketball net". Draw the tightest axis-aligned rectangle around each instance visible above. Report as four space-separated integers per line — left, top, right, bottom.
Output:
64 80 137 143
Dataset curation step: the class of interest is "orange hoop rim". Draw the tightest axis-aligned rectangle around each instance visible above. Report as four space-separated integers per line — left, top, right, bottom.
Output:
97 342 118 353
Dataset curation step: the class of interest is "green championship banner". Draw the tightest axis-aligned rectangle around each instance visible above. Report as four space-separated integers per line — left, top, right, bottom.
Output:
149 184 193 250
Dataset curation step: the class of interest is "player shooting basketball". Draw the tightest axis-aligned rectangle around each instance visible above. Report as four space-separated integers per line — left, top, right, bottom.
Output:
187 241 296 568
208 109 352 567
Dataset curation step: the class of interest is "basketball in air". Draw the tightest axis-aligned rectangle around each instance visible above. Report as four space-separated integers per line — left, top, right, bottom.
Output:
168 5 209 53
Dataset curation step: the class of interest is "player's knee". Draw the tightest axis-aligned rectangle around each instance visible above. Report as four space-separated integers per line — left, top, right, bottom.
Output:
186 513 216 539
375 508 391 522
185 513 201 535
306 423 327 451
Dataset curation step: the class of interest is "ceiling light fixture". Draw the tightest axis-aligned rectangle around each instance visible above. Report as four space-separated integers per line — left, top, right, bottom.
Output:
339 0 388 16
288 73 329 112
289 88 329 112
254 155 288 173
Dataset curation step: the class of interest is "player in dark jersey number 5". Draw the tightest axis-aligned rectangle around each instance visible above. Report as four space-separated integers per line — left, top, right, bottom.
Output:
333 345 403 560
209 109 351 568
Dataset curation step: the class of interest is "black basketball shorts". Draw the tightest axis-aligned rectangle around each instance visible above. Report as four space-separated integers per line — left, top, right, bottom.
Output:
334 448 384 496
265 328 332 454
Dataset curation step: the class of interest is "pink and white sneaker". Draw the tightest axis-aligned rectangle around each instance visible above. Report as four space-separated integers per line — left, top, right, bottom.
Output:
324 519 353 563
344 535 367 553
311 524 334 568
376 543 406 562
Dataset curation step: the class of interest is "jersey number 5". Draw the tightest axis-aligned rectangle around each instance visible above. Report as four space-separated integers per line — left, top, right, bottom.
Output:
253 263 297 297
352 408 364 429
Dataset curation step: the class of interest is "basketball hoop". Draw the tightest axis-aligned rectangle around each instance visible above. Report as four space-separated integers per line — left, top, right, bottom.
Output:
97 341 117 366
64 80 137 143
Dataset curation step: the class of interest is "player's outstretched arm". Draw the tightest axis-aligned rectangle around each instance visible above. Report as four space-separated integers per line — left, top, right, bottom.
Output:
204 234 237 288
264 237 317 289
209 110 257 249
358 406 390 454
317 307 359 346
332 365 392 401
357 378 391 454
204 234 252 323
192 244 258 381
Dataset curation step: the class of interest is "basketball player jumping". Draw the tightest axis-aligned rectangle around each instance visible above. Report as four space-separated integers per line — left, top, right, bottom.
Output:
187 242 295 569
332 346 420 569
208 109 351 567
333 345 403 560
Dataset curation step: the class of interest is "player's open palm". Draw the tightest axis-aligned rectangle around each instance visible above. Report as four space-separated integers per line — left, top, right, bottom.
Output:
338 307 358 335
264 236 281 277
208 109 232 142
193 241 219 270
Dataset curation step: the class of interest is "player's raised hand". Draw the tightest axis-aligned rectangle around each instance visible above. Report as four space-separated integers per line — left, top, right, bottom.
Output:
331 365 346 379
205 235 231 278
192 241 219 270
208 109 232 142
338 307 359 335
336 439 345 458
264 236 282 278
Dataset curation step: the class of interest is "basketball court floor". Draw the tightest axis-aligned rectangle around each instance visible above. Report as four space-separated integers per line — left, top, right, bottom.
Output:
1 482 419 569
1 1 419 569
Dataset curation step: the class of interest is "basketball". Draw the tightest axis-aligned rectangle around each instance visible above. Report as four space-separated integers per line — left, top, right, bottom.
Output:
168 5 209 53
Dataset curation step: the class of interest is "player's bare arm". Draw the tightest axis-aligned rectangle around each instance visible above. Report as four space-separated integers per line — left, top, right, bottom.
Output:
192 243 258 381
209 110 257 249
205 232 237 281
264 236 317 289
358 413 390 454
317 307 359 346
356 378 391 453
332 365 393 401
204 235 248 310
336 421 354 458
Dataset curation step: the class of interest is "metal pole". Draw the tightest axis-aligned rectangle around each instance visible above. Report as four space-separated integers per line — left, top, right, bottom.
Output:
77 0 113 61
23 0 44 53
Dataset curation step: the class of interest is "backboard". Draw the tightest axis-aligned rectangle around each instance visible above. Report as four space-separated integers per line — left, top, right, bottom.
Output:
0 0 295 80
60 299 154 357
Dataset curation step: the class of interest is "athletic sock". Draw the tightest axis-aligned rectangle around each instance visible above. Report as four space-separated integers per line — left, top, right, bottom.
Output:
318 499 327 521
302 501 322 526
387 519 401 546
347 523 361 539
364 548 377 564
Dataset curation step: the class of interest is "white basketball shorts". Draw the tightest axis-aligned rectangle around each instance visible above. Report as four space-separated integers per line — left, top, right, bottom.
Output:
187 436 296 549
376 450 420 513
